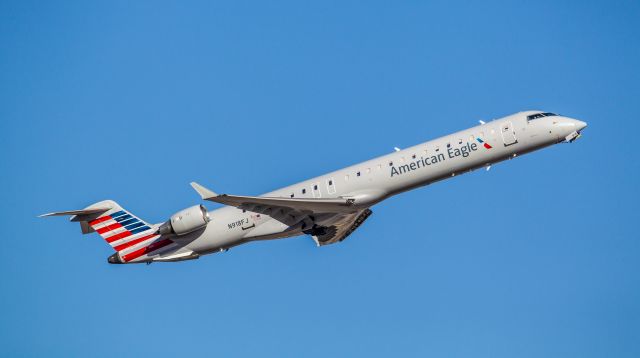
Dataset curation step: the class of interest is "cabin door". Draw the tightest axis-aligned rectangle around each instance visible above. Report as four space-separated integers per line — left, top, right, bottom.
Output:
500 121 517 146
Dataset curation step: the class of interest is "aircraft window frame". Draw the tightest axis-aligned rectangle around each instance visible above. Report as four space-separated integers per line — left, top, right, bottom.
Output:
290 193 294 198
527 113 545 121
527 112 557 122
389 161 393 166
357 171 361 177
313 184 318 190
412 154 416 159
302 188 306 194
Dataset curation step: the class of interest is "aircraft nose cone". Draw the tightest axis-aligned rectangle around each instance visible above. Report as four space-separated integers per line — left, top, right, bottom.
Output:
576 120 587 131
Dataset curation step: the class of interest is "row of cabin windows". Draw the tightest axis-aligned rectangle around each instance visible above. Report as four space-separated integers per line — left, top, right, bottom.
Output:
290 184 321 197
289 129 499 197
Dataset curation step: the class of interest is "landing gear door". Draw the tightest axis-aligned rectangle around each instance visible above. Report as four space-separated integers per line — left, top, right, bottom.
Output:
501 121 517 146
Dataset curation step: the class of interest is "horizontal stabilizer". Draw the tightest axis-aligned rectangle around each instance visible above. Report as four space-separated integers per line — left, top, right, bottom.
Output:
38 207 111 218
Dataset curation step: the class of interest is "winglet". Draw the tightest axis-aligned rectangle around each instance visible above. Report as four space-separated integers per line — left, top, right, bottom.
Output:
190 182 218 200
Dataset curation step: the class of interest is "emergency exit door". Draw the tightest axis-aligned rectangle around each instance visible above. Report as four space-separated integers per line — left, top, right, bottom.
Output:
501 121 517 146
311 183 321 198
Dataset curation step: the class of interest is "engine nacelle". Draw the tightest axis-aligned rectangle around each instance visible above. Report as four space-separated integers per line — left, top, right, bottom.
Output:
158 205 210 236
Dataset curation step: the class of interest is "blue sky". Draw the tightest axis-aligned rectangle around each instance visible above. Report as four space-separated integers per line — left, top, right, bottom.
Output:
1 0 639 356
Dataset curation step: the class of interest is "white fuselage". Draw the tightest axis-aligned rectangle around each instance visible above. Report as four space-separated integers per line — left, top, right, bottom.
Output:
174 111 586 256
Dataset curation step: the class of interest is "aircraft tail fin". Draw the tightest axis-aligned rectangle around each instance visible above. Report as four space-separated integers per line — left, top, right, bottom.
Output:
41 200 161 253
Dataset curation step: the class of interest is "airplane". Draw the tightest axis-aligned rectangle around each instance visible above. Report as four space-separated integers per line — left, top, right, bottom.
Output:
41 110 587 264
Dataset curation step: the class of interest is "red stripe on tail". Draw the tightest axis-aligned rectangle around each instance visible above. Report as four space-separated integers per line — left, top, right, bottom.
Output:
122 239 173 262
96 222 123 234
114 234 158 252
105 231 133 243
89 216 112 226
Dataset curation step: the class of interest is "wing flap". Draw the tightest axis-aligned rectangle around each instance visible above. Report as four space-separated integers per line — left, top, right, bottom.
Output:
312 209 373 246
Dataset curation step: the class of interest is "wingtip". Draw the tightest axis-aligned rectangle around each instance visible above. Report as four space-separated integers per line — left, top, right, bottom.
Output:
190 182 218 199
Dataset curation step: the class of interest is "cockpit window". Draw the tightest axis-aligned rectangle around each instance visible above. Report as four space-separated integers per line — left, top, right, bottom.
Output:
527 112 558 121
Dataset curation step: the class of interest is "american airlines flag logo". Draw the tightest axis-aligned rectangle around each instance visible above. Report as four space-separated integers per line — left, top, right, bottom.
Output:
476 137 493 149
89 210 173 262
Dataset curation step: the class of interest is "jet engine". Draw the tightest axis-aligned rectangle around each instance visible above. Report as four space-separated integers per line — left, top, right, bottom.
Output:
158 205 210 236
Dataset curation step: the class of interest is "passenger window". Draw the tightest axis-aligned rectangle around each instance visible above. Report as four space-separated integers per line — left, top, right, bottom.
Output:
412 154 416 159
389 161 393 166
302 189 306 194
435 146 440 152
357 171 361 177
290 193 294 198
313 185 318 190
458 139 462 144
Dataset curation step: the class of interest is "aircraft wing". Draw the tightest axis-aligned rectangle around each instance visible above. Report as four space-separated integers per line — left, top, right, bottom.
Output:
191 182 357 212
190 182 372 245
190 181 362 228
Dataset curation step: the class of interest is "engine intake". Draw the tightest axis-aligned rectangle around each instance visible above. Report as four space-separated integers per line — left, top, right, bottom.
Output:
158 205 210 236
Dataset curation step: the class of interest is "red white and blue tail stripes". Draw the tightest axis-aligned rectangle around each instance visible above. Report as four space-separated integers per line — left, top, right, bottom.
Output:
89 209 174 263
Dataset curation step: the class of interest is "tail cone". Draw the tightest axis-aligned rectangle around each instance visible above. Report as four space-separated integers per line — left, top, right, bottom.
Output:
107 253 123 264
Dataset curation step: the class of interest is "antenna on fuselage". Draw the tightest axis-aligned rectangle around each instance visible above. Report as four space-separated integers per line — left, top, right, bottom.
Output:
394 147 401 152
479 120 486 125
